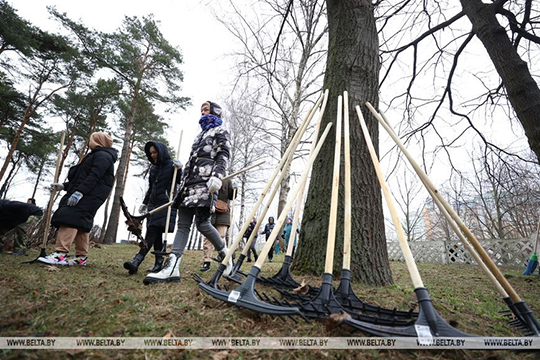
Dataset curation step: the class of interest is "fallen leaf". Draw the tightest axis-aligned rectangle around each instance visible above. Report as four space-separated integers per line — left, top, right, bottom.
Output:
46 266 60 272
163 330 175 338
292 280 309 295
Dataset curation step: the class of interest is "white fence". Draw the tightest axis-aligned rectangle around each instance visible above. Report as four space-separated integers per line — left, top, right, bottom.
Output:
387 238 535 267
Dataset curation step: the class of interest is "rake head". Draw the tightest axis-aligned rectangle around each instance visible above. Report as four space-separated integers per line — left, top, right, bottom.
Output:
224 253 247 283
500 298 540 336
334 269 418 321
199 266 308 321
256 255 303 289
340 287 473 337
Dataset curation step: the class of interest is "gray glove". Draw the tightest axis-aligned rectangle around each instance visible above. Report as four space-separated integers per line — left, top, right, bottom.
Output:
139 204 148 214
172 159 183 169
207 176 222 193
67 191 83 206
50 183 64 191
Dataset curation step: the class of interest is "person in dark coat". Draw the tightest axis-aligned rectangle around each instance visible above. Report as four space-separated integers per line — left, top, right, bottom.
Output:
144 101 233 284
38 132 117 266
124 141 181 275
200 179 235 272
244 217 258 262
0 199 43 253
262 216 277 262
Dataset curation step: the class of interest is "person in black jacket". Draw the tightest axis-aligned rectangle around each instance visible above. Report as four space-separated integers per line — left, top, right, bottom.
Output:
0 199 43 253
38 132 117 266
244 217 258 262
123 141 181 275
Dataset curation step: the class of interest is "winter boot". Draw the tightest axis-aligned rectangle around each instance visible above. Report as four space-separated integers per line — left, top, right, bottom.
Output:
200 262 211 272
146 256 164 273
124 253 145 275
143 253 181 285
217 247 234 277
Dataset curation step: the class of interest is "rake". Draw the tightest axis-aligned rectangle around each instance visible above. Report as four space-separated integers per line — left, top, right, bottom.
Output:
332 92 417 321
271 94 362 321
368 103 540 337
198 122 333 320
195 90 328 288
25 132 65 264
255 90 328 291
272 93 417 324
338 105 473 337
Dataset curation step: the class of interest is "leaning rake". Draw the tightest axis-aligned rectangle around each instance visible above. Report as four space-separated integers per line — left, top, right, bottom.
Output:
198 122 333 320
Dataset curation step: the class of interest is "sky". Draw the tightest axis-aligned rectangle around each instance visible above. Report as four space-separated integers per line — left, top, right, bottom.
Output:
8 0 239 241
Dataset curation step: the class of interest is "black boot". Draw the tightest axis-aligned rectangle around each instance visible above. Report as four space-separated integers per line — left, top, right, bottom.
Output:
124 253 145 275
200 262 211 272
147 256 164 272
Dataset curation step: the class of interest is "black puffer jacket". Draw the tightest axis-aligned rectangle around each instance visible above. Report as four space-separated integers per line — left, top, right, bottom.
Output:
52 146 117 232
143 141 179 232
175 125 230 209
0 200 43 235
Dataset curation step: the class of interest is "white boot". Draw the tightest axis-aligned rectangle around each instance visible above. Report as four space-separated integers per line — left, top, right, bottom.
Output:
143 253 181 285
218 247 234 277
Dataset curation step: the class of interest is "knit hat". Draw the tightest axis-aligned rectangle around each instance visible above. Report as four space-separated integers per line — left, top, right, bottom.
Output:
89 132 113 150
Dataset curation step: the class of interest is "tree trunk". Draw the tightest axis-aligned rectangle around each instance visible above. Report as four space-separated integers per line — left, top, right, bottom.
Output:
460 0 540 163
102 102 137 244
295 0 393 285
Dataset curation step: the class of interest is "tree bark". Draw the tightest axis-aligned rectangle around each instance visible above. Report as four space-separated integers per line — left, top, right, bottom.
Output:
460 0 540 162
295 0 393 285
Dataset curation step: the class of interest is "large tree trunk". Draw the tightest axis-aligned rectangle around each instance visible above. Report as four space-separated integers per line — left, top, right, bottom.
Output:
460 0 540 162
294 0 393 285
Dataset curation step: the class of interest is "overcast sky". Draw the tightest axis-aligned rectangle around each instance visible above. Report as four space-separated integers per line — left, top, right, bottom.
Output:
9 0 239 241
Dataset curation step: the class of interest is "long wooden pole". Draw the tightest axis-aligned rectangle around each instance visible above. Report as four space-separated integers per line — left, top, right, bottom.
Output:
41 132 66 249
356 106 424 288
162 130 183 246
366 102 521 302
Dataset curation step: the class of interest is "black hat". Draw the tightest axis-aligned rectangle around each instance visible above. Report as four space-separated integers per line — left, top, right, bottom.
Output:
208 101 222 117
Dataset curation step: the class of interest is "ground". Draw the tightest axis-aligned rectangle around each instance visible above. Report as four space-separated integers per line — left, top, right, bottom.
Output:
0 243 538 359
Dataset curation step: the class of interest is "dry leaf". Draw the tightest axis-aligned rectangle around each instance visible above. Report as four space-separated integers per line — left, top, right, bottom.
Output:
46 265 60 272
329 311 351 323
163 330 175 338
292 280 309 295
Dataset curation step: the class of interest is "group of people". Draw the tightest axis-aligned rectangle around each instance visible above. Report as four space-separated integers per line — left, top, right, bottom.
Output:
16 99 298 285
242 215 299 263
33 101 235 284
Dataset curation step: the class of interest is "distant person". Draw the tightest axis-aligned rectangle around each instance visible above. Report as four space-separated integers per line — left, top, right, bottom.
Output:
282 217 298 258
200 179 235 272
143 101 232 284
243 217 258 262
261 216 277 262
123 141 181 275
0 199 43 254
38 132 117 266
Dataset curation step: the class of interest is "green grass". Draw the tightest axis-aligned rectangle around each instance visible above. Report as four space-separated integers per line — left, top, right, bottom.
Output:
0 243 539 359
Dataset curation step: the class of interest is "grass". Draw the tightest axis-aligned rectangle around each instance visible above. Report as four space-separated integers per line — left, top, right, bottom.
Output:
0 243 539 359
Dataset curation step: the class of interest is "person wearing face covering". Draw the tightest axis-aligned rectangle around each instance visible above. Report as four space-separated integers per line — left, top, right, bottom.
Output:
143 101 233 284
123 141 181 275
38 132 117 266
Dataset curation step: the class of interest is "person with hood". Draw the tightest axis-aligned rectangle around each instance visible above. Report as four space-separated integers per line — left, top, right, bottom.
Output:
38 132 117 266
262 216 277 262
123 141 181 275
143 101 233 284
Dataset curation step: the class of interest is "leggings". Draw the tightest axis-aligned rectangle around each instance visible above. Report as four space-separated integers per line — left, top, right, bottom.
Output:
171 207 224 256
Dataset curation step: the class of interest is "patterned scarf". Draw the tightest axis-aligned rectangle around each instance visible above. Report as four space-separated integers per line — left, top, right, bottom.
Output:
199 114 223 130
